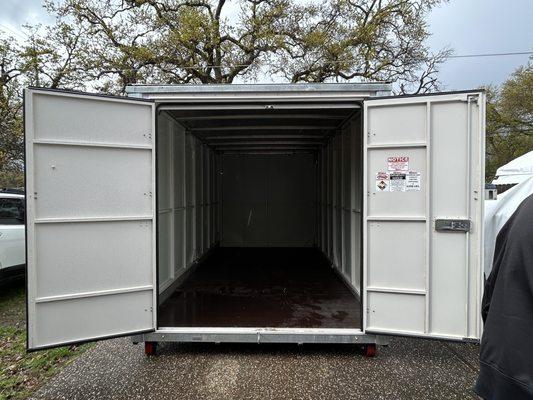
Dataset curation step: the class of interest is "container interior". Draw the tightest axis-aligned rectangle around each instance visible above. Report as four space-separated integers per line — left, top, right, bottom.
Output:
156 103 363 329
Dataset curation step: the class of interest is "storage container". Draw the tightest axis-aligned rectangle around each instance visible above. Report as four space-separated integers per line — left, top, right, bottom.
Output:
24 83 485 355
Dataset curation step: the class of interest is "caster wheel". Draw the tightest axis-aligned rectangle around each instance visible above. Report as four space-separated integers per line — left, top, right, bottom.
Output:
363 344 376 357
145 341 157 356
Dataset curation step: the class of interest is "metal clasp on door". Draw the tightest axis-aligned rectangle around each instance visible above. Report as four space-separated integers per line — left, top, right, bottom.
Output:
435 219 471 233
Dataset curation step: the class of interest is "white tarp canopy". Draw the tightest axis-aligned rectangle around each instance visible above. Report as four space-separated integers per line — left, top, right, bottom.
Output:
491 151 533 186
484 176 533 276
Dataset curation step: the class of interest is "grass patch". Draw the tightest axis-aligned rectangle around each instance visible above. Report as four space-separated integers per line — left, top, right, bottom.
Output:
0 281 91 400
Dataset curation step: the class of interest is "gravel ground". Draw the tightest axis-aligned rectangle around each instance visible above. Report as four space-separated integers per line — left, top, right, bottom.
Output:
31 336 480 400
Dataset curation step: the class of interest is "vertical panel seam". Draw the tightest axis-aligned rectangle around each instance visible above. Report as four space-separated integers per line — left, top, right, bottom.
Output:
425 101 432 335
26 90 37 347
465 97 473 337
362 103 368 332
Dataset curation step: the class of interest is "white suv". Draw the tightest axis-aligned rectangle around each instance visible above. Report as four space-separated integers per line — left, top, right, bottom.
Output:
0 189 25 282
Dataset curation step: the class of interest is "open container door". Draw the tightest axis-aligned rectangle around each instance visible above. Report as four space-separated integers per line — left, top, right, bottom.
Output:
25 88 156 350
363 91 485 341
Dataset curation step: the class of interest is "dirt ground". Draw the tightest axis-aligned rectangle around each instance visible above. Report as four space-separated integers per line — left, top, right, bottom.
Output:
0 279 90 400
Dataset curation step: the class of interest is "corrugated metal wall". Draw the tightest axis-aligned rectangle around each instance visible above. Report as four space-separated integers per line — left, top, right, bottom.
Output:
221 153 316 247
319 113 362 295
158 113 219 296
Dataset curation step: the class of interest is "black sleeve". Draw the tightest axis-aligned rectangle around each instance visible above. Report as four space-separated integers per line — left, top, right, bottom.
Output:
482 226 508 322
481 195 531 323
481 270 497 323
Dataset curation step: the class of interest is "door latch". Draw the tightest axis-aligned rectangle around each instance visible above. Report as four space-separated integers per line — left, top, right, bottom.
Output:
435 219 471 233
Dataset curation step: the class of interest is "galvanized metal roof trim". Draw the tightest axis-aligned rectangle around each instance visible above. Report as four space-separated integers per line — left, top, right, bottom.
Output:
367 88 485 101
28 86 155 103
126 82 392 94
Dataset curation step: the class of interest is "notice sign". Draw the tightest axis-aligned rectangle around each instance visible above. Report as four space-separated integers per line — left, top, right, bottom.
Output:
388 156 409 172
375 171 390 192
389 172 407 192
406 171 421 191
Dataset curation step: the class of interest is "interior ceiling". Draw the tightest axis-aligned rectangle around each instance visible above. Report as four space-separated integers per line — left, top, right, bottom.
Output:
168 107 358 152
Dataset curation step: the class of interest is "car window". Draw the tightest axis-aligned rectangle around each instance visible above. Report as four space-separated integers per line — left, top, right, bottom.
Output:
0 198 25 225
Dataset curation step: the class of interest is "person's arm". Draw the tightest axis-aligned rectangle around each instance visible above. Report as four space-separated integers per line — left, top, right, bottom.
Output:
481 271 496 323
481 222 511 323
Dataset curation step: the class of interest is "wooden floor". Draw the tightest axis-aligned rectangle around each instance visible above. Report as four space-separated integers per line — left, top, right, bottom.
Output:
158 247 361 329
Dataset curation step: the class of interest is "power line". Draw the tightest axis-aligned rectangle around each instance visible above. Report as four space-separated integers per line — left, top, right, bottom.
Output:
1 18 532 62
448 51 533 59
169 51 533 69
0 23 531 67
0 23 28 41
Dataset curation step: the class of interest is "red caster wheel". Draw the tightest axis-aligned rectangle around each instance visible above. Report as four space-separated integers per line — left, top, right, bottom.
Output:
363 344 376 357
144 341 157 356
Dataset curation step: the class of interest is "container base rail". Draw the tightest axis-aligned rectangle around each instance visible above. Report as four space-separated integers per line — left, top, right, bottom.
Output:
132 329 389 357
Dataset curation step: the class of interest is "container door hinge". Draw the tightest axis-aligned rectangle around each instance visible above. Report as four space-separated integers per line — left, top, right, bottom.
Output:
467 94 479 104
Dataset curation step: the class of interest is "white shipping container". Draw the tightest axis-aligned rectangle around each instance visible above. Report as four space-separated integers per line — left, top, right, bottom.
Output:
24 84 485 356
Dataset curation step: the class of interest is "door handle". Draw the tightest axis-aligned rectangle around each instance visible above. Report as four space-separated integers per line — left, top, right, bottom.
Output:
435 219 471 233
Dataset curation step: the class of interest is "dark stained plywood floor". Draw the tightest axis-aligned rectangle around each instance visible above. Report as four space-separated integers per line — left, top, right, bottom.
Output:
158 247 361 329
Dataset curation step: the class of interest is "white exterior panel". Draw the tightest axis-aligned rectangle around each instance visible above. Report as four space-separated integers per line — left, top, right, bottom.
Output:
33 145 152 219
25 89 156 350
33 93 152 145
34 290 154 348
35 221 153 298
367 221 426 291
363 92 485 341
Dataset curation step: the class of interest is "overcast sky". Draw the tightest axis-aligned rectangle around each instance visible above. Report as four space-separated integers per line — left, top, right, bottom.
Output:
1 0 531 89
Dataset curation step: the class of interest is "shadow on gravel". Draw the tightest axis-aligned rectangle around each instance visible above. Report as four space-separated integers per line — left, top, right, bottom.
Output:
155 341 373 357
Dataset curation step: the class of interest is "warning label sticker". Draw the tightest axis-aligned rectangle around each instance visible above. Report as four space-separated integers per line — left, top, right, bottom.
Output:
387 156 409 172
375 171 390 192
406 171 421 191
389 172 407 192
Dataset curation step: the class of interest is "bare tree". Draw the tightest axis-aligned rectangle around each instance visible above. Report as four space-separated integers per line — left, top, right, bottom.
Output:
0 34 24 187
45 0 449 92
272 0 450 93
46 0 290 91
19 22 90 89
